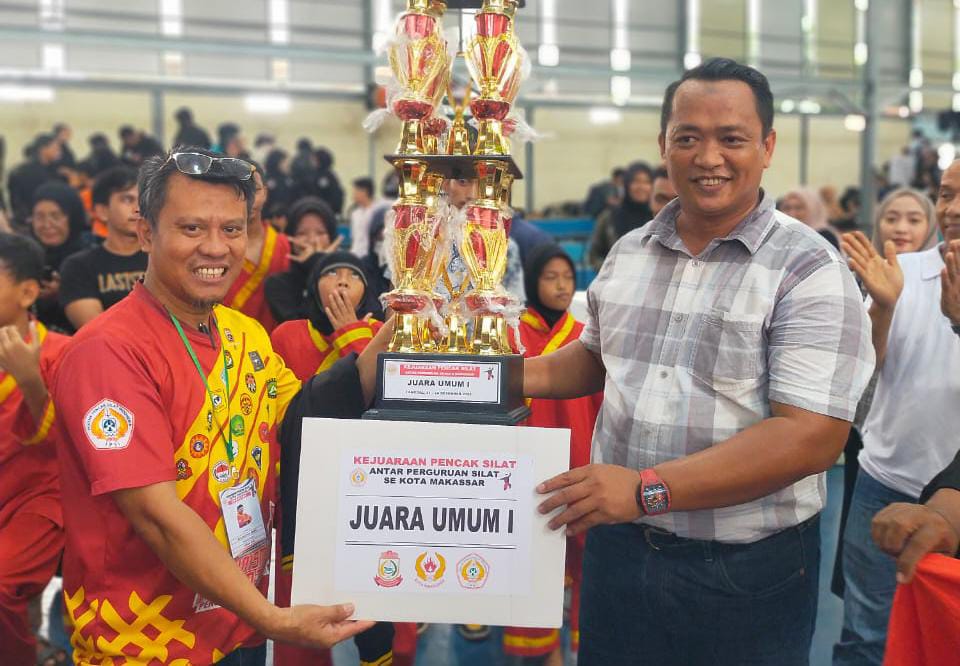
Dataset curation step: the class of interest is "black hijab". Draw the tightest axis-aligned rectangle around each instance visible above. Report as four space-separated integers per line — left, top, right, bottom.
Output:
524 243 576 330
305 251 379 336
612 162 654 239
286 196 337 239
31 181 89 271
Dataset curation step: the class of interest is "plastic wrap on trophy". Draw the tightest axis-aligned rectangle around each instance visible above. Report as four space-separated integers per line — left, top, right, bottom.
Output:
388 3 450 155
465 5 523 156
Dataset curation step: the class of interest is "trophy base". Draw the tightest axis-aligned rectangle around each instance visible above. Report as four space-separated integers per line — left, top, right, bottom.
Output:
362 352 530 425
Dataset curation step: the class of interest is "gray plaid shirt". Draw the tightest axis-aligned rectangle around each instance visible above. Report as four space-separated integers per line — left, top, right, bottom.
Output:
581 192 874 543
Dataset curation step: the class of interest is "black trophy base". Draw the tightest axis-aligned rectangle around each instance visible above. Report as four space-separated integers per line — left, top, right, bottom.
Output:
362 352 530 425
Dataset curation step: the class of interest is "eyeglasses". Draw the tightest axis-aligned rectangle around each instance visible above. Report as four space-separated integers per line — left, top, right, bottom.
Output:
169 152 254 181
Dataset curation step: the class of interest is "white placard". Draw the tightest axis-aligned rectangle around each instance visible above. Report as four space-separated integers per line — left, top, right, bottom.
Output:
381 360 502 403
292 419 570 628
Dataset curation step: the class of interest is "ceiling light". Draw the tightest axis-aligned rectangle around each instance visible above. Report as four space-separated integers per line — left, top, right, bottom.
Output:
589 107 622 126
538 44 559 67
844 114 866 132
0 85 55 102
244 93 291 114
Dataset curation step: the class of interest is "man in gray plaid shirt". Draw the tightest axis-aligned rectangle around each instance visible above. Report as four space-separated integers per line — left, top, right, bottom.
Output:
526 58 875 665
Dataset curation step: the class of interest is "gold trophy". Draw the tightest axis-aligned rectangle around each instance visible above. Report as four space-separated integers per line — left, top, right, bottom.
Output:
381 0 450 353
365 0 530 425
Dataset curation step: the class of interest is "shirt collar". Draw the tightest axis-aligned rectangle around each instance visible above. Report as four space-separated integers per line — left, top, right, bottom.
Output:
641 189 776 257
920 243 946 281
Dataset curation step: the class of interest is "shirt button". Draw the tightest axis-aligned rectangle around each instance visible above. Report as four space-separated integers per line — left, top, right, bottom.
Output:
692 260 702 267
673 313 683 323
660 371 668 379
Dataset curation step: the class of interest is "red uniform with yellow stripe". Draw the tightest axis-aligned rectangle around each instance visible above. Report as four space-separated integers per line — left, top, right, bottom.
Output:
504 308 602 656
223 224 290 333
53 283 301 665
271 318 384 383
269 315 385 666
0 322 69 665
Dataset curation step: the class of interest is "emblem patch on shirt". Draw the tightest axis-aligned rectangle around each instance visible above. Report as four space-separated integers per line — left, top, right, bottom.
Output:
176 458 192 480
245 372 257 394
252 446 262 469
213 459 231 483
240 394 253 416
206 410 213 431
83 399 134 451
249 351 265 372
224 351 234 370
258 422 269 442
211 390 226 412
266 378 278 399
224 328 235 343
230 415 245 437
190 434 210 458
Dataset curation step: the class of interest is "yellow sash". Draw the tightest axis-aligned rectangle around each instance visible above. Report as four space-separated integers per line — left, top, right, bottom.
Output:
229 226 278 310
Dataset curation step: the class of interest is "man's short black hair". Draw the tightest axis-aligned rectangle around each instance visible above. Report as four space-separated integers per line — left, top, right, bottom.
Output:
92 166 139 207
119 125 135 139
218 123 240 145
138 146 256 229
352 177 374 198
652 167 669 180
660 57 774 138
0 232 45 283
612 167 626 180
53 122 69 135
33 133 57 151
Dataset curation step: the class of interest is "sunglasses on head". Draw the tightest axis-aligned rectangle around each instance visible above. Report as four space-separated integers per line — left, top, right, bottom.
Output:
169 152 254 181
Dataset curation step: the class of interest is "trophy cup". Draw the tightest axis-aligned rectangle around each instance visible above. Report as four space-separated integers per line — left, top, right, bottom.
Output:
364 0 530 425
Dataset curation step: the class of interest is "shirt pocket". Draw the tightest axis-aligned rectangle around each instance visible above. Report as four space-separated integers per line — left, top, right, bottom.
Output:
688 310 766 390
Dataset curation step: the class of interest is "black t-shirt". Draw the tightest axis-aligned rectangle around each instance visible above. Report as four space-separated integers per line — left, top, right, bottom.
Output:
59 245 147 311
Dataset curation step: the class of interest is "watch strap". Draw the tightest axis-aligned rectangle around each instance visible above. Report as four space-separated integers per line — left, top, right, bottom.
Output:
638 468 672 516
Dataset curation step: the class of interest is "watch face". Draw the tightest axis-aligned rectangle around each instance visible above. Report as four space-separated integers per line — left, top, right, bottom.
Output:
643 483 670 515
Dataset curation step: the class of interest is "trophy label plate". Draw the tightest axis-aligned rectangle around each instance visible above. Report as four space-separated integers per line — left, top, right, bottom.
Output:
382 360 501 404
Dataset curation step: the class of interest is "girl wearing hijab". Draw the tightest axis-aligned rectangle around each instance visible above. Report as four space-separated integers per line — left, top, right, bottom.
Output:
588 162 653 270
270 251 383 381
30 182 92 333
504 243 603 664
263 197 342 324
779 186 842 249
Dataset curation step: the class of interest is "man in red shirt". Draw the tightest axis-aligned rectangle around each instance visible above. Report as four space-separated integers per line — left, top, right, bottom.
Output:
53 149 384 664
223 166 290 332
0 233 70 666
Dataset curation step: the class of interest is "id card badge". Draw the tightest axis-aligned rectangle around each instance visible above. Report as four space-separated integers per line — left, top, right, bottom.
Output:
220 477 269 559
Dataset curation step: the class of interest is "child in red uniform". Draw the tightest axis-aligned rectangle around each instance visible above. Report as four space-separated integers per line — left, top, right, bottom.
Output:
504 243 602 664
0 233 70 665
271 250 388 666
271 251 383 381
223 167 291 332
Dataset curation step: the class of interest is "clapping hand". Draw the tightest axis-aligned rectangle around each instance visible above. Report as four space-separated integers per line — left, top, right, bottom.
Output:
841 231 904 310
942 239 960 326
